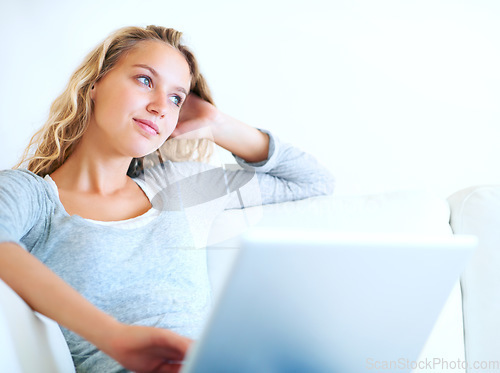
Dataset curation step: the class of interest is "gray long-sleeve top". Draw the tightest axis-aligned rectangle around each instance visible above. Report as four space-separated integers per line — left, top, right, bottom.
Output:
0 132 334 372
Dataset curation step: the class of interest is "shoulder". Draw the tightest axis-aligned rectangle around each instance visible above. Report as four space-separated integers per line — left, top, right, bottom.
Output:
134 161 229 210
0 169 49 193
0 169 54 239
135 160 216 188
0 169 57 212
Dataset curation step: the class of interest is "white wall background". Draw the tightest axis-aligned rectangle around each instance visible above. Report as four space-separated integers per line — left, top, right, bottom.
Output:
0 0 499 197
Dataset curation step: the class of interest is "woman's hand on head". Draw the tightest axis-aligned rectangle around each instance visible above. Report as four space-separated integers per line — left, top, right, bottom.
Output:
102 323 193 373
171 93 219 141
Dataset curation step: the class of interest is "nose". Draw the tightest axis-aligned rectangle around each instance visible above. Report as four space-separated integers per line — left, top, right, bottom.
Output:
146 91 168 118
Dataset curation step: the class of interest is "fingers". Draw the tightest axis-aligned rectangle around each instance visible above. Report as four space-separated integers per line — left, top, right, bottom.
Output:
170 123 214 142
110 326 192 373
154 361 184 373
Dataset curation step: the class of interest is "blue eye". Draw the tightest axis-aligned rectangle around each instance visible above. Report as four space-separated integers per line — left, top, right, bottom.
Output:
169 95 182 107
137 75 152 87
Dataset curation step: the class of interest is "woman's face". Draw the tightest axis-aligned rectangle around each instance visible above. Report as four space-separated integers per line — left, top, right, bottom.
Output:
88 40 191 158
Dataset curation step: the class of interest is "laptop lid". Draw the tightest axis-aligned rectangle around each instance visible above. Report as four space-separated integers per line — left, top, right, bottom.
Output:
182 230 476 373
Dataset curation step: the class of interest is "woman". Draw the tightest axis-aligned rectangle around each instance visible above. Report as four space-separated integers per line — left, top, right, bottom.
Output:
0 25 333 372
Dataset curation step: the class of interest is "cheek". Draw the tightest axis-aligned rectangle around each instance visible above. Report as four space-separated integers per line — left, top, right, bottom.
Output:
166 114 180 132
93 85 139 119
93 94 120 121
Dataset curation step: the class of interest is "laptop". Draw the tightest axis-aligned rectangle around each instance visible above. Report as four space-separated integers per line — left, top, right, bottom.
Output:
181 229 477 373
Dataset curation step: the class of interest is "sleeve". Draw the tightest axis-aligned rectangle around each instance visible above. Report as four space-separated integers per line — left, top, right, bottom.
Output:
223 129 335 209
0 170 45 249
137 130 334 212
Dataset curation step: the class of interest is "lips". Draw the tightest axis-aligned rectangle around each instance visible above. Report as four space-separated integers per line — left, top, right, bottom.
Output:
133 118 159 135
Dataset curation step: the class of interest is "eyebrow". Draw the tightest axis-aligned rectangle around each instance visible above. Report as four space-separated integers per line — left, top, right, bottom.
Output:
132 63 189 95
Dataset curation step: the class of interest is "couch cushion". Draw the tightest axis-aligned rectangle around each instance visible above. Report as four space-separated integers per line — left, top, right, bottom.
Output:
207 190 453 296
449 186 500 371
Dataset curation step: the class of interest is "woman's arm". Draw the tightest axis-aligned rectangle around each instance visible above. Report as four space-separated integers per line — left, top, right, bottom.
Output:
211 112 270 163
172 94 334 209
174 94 270 163
0 241 190 373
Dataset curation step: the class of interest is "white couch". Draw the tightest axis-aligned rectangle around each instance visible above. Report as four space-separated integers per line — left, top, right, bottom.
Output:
1 187 499 372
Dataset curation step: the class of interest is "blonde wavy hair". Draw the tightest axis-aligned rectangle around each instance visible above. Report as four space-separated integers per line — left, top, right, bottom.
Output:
15 25 214 177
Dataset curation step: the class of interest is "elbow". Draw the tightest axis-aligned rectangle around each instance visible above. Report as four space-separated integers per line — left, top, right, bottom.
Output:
315 172 335 196
300 174 335 199
324 176 335 195
320 176 335 196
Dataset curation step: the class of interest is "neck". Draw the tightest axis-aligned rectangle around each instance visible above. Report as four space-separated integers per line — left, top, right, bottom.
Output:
50 138 135 196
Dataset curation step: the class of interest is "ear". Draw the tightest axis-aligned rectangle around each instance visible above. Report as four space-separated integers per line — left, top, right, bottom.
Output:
90 84 96 100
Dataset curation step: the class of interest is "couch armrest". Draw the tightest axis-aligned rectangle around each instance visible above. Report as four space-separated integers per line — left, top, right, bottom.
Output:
449 186 500 370
0 279 75 373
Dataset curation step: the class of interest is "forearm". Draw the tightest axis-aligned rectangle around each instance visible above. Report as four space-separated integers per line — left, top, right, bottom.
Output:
0 242 120 351
175 94 270 163
212 111 270 163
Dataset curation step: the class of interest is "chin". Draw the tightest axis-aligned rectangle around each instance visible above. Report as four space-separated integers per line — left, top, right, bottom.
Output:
128 142 163 159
